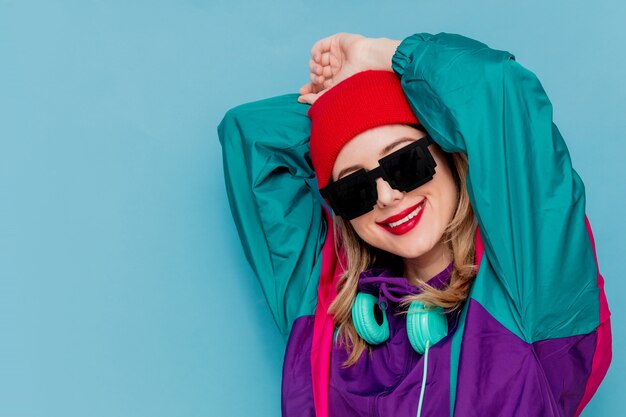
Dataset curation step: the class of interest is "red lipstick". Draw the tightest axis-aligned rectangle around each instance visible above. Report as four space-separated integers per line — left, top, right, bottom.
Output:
376 199 426 236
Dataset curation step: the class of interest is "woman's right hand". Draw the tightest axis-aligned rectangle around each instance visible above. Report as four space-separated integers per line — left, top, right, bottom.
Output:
297 33 401 105
297 33 371 105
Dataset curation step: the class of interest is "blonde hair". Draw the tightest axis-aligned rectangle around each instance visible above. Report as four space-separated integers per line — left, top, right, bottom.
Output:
327 146 477 367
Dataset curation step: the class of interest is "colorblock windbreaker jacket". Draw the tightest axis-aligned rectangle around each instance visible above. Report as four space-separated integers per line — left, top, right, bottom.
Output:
218 33 612 417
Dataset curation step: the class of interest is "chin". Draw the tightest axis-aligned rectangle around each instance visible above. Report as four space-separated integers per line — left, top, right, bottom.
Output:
394 246 430 260
388 233 440 260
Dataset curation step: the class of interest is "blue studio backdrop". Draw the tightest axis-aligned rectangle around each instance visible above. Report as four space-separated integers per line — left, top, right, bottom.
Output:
1 1 623 416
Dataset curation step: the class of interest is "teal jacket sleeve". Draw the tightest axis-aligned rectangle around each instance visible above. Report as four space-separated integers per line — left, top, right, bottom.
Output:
217 94 327 339
392 33 600 342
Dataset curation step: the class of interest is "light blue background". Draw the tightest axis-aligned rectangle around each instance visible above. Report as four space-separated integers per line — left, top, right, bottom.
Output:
1 1 623 416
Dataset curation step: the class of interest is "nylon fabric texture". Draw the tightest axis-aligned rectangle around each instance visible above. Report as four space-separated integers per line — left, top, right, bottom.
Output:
218 32 612 417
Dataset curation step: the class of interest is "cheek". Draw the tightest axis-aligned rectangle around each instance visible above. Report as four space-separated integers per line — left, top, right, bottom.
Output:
439 179 459 220
421 176 457 230
350 215 372 236
349 215 381 245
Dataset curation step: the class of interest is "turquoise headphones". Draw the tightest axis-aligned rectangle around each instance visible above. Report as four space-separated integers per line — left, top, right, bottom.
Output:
351 287 448 354
351 271 451 417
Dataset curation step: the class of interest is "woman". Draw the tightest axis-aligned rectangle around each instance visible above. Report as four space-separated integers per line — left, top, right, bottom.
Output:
218 32 612 417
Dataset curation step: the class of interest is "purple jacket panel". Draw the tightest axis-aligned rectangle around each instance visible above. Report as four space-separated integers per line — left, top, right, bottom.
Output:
454 300 597 417
281 264 597 417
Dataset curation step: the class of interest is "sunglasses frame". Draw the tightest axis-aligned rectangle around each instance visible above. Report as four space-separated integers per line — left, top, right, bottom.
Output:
320 134 437 220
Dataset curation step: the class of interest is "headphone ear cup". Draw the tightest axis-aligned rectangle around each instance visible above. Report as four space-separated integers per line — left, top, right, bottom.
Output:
352 292 390 345
406 301 448 354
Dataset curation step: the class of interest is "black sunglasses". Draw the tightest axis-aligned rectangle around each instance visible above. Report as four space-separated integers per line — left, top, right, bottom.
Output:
320 135 437 220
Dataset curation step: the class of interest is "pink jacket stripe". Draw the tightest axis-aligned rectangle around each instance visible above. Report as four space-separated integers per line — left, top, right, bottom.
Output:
574 216 612 416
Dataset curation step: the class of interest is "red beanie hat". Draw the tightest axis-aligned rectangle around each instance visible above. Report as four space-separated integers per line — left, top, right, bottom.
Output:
308 70 420 190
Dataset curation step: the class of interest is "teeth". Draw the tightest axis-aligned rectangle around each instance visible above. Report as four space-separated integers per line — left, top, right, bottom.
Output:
388 201 424 228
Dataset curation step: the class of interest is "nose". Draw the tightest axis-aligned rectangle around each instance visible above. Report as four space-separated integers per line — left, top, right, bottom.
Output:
375 177 403 208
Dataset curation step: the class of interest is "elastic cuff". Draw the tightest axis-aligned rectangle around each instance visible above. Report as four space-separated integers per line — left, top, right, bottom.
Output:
391 33 432 77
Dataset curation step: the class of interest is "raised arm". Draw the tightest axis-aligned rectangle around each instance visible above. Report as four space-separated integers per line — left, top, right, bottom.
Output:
390 32 603 342
218 94 327 339
300 32 607 342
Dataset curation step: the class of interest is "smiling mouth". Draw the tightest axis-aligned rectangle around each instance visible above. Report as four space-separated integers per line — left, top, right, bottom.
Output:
377 199 426 227
375 199 427 236
387 201 425 228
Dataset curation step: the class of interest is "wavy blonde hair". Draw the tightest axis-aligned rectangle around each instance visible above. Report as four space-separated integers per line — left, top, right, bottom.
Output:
327 143 477 367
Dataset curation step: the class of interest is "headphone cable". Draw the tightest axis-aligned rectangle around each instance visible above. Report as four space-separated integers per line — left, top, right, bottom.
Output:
416 340 430 417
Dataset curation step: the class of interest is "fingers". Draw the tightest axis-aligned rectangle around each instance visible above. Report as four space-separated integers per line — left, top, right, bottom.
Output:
297 89 329 105
319 51 331 67
312 52 332 71
297 92 317 105
299 75 333 97
299 33 344 105
310 34 334 61
299 83 311 95
309 56 333 75
309 58 321 74
307 65 331 90
307 51 334 93
299 81 320 94
299 81 325 95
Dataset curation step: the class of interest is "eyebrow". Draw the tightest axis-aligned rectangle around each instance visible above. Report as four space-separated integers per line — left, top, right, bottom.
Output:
336 137 416 179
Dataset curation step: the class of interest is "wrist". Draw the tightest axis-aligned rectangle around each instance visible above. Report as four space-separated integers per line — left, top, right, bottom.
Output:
365 37 401 71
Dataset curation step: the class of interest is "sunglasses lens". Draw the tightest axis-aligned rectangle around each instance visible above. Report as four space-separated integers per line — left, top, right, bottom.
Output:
384 144 434 191
329 171 377 219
